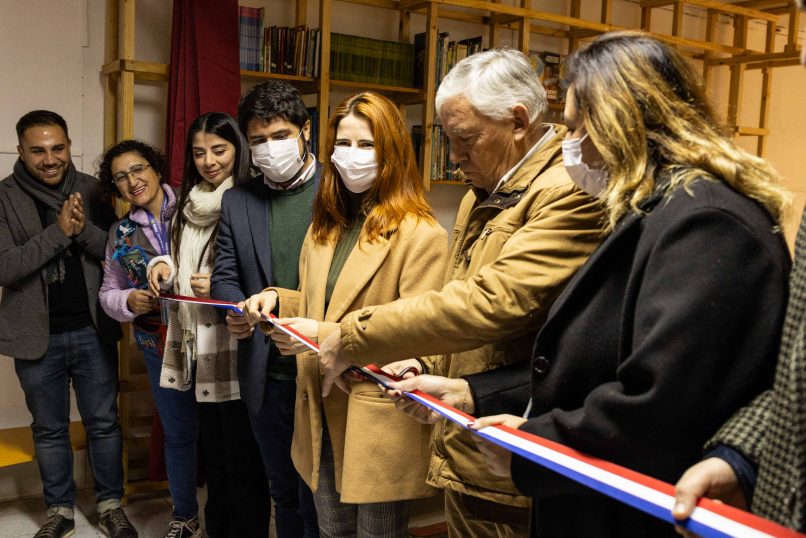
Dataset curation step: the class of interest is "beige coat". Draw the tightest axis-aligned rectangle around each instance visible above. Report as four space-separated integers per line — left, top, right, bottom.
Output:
339 124 606 506
273 215 448 503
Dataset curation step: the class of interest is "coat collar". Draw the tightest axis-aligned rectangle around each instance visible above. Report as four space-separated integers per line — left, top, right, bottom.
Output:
304 230 392 322
540 185 669 326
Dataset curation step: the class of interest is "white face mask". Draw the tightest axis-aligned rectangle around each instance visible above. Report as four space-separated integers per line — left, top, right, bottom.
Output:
251 131 306 183
331 146 378 193
562 134 608 197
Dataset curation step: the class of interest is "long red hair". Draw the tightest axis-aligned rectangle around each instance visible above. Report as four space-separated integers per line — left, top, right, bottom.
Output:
311 92 434 243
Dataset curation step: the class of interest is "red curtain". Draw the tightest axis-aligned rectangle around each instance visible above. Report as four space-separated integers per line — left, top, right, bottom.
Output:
164 0 241 187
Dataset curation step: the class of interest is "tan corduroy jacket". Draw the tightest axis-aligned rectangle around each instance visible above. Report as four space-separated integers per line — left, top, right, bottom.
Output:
339 124 606 507
272 215 448 503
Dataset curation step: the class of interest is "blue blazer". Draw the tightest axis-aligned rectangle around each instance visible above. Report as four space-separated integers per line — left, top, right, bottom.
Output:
212 165 321 414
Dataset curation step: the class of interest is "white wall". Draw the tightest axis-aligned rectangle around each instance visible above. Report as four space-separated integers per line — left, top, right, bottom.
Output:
0 0 803 497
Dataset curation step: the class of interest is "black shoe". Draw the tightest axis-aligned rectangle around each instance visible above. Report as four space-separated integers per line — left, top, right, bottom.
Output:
99 507 138 538
33 514 75 538
164 517 201 538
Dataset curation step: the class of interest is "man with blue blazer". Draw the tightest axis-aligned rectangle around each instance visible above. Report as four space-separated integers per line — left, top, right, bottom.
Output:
212 81 320 538
0 110 135 538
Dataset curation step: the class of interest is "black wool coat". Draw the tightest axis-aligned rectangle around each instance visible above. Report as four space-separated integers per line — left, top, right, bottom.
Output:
468 179 791 538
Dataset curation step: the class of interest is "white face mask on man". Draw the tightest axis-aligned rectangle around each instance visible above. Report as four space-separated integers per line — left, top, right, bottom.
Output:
561 134 608 197
251 131 306 183
330 146 378 193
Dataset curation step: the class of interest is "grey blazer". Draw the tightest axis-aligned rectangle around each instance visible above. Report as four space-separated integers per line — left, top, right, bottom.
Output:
0 169 122 359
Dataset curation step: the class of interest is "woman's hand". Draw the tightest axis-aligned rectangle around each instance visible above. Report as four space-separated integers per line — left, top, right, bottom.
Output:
242 290 278 328
381 359 422 379
319 328 352 397
127 289 157 315
190 273 211 299
383 375 472 424
469 414 528 479
271 317 318 355
148 262 171 296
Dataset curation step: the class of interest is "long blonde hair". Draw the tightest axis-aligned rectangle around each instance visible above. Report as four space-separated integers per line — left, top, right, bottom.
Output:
564 31 789 229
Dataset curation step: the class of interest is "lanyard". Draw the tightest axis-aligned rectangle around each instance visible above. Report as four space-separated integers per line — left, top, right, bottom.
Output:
146 195 169 256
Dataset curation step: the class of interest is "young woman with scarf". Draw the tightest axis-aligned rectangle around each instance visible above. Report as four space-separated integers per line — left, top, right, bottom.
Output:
147 112 270 538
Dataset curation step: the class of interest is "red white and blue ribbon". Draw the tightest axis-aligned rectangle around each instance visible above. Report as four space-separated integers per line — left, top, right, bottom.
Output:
158 293 805 538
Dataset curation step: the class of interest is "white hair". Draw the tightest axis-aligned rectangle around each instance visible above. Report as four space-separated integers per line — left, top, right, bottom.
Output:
435 48 548 122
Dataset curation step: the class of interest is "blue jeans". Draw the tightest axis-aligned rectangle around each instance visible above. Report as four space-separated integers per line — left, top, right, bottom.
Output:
138 333 199 520
250 378 319 538
14 326 123 509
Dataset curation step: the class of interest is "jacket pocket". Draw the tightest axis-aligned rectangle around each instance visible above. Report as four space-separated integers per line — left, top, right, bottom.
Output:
340 388 435 503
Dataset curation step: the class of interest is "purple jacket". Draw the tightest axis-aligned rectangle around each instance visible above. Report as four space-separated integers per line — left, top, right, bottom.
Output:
99 184 176 322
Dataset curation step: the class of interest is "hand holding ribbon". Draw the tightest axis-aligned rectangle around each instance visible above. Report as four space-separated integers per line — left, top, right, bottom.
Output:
319 327 352 397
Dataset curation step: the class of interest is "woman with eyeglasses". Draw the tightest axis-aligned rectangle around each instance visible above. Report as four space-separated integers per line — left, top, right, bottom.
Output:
98 140 201 538
147 112 270 538
241 92 449 537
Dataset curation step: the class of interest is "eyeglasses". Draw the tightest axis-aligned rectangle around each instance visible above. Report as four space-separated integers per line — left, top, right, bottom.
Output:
112 163 151 184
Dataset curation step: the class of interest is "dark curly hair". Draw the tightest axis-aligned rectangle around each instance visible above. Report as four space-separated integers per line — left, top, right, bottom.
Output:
97 139 169 199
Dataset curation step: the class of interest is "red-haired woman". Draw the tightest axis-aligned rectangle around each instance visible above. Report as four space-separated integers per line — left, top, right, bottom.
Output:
243 92 448 537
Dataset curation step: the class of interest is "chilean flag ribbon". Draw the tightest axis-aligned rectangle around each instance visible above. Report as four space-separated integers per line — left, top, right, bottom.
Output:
159 293 804 538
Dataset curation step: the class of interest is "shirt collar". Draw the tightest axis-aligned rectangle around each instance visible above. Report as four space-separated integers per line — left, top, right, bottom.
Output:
492 125 556 194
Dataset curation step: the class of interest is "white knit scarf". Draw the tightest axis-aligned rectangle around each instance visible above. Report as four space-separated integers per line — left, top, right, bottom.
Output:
176 176 234 349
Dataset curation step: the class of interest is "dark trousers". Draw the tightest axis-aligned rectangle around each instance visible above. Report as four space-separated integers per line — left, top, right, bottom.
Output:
198 399 271 538
249 378 319 538
14 326 123 509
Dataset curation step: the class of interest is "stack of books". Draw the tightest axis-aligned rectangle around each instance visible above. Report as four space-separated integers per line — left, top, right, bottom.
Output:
414 33 483 89
239 6 320 77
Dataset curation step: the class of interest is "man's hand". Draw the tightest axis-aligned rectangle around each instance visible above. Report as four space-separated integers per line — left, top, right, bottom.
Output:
148 262 171 296
271 317 318 355
57 195 81 238
225 301 254 339
383 375 472 425
71 192 85 236
673 457 746 538
126 289 157 315
469 414 528 478
190 273 211 299
242 290 278 327
381 359 422 379
319 327 352 397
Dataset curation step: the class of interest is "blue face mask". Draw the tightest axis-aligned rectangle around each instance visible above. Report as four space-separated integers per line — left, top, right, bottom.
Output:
561 134 608 197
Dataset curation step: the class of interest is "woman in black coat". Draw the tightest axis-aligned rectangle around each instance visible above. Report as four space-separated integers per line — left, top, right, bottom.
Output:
386 31 791 537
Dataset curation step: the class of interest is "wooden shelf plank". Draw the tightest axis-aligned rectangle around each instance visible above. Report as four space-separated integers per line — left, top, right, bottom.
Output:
707 49 801 66
640 0 780 21
240 69 316 83
330 79 421 94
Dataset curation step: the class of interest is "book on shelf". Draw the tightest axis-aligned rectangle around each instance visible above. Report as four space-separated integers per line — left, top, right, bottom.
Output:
529 50 566 103
329 33 415 87
307 107 319 158
239 6 264 71
415 32 483 90
239 8 320 78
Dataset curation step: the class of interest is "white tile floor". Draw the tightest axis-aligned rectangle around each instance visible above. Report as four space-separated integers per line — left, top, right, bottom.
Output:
0 487 278 538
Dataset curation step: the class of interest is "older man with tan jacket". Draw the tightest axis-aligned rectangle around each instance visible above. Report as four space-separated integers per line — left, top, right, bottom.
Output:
318 49 605 537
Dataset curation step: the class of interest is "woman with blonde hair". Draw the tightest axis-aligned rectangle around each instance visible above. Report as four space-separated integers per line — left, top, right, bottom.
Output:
387 32 792 537
243 91 448 537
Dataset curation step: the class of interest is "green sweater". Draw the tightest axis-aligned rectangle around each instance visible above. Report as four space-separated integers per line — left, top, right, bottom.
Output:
266 177 316 380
